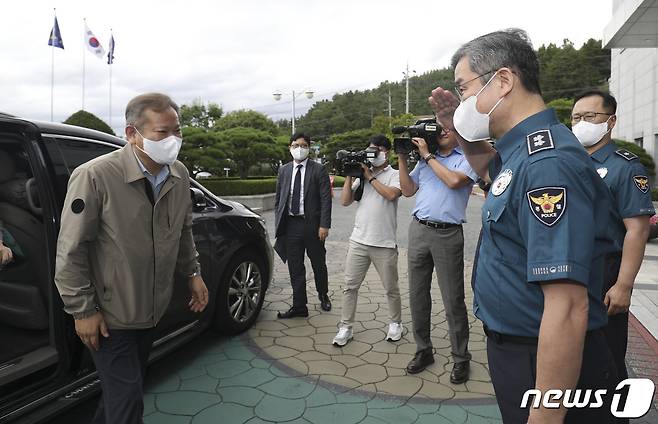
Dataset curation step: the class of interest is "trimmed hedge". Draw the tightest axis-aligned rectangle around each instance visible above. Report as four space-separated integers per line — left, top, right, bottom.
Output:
201 178 276 196
200 175 345 196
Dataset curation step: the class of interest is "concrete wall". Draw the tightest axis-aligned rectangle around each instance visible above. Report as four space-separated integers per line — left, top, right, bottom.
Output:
609 47 658 162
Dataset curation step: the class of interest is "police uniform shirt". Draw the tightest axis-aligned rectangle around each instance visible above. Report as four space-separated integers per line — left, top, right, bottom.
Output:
474 108 613 337
590 142 655 250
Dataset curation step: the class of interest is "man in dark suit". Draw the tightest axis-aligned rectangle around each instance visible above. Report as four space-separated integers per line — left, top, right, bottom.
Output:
274 132 332 318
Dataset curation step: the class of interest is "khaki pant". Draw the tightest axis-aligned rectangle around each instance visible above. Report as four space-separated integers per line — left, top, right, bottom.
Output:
340 240 401 328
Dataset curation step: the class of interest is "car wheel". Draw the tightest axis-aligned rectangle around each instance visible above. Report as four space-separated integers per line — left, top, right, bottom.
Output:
215 250 266 334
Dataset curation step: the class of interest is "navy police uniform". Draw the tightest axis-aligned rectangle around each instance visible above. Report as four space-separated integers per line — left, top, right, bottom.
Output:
590 143 654 386
474 109 617 423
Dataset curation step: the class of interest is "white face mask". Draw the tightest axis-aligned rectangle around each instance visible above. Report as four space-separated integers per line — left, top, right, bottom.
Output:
572 118 611 147
290 146 309 161
453 71 505 142
369 151 387 167
134 128 182 165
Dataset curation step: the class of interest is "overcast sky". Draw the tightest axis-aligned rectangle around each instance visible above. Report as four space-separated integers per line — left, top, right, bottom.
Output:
1 0 612 134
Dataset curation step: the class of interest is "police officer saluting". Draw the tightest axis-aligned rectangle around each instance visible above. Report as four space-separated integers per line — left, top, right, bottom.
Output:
572 91 654 422
430 29 617 423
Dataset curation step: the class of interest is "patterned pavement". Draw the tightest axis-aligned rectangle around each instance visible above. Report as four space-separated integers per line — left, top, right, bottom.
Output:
142 240 503 423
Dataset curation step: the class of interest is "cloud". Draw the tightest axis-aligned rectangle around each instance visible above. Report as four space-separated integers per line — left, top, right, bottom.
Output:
1 0 611 134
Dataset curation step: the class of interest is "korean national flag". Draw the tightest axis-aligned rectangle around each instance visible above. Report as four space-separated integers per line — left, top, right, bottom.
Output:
85 24 105 59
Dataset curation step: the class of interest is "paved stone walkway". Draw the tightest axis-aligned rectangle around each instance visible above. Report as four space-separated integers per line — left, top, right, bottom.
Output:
141 240 502 423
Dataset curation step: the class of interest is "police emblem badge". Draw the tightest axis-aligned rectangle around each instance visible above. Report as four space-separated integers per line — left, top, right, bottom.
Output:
597 167 608 178
527 187 566 226
633 175 649 193
491 169 513 196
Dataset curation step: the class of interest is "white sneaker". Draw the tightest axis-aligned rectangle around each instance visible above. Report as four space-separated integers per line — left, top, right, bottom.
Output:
333 327 353 346
386 322 403 342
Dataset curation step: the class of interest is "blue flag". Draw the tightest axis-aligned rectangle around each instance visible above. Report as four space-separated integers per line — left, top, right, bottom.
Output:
107 34 115 64
48 16 64 49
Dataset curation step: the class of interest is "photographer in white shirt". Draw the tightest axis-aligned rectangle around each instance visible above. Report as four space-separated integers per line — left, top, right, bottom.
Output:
333 135 403 346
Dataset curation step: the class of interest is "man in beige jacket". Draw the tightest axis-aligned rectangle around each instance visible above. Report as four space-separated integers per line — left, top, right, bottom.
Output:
55 92 208 424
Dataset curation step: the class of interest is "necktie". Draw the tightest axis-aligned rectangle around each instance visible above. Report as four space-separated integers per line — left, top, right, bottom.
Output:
291 164 302 215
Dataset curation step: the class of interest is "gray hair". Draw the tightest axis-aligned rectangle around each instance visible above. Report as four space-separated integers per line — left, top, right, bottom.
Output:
125 92 179 128
451 28 541 95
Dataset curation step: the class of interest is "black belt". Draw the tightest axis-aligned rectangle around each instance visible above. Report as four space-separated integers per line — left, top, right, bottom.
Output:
484 326 538 345
288 215 305 219
413 215 461 230
484 326 602 345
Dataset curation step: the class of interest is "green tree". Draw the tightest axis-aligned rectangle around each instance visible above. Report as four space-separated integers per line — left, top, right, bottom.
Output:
546 98 573 127
63 110 115 135
214 110 278 135
216 127 277 179
180 100 223 128
179 127 226 178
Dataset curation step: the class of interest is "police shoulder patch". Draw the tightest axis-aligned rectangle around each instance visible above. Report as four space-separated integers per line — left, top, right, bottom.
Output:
71 198 85 214
633 175 649 193
527 129 554 155
615 149 638 161
527 187 566 226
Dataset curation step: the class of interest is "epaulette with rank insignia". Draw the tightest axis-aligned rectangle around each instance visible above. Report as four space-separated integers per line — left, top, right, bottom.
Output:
615 149 638 161
527 129 554 155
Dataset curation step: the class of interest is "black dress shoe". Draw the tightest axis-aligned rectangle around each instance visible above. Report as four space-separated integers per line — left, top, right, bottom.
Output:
319 294 331 311
450 361 470 384
406 348 434 374
277 307 309 319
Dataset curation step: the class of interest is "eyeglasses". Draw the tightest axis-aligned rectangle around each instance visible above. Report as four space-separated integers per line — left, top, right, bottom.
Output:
571 112 613 123
453 70 496 101
290 143 309 149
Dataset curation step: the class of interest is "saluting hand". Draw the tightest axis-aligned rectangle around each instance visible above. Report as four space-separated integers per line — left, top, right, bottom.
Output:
188 275 209 313
604 283 632 315
428 87 459 130
75 311 109 351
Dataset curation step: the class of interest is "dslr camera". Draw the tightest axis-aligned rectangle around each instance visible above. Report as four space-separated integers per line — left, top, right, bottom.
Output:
335 149 377 178
392 118 441 155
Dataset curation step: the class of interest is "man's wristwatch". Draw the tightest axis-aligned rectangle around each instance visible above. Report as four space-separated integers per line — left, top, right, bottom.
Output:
423 153 435 163
368 176 377 184
188 270 201 278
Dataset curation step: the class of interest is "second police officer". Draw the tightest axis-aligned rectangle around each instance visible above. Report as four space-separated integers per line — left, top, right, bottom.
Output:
572 90 654 424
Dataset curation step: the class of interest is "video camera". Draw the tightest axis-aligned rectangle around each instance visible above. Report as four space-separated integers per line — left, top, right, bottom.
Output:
335 149 377 178
392 118 441 155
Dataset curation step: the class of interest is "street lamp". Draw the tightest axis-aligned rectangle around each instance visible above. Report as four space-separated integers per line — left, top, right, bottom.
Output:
272 89 314 135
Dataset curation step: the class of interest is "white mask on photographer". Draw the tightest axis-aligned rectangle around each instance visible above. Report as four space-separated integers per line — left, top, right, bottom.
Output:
134 128 182 165
572 117 612 147
453 71 504 142
290 146 309 161
369 151 387 167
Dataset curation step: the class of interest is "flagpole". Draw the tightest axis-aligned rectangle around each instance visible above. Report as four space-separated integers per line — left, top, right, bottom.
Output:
109 31 112 129
51 9 56 122
82 18 86 111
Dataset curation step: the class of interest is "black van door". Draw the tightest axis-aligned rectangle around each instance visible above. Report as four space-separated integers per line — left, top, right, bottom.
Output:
0 119 65 422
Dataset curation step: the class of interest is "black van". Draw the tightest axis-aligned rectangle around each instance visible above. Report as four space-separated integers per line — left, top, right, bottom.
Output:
0 114 273 423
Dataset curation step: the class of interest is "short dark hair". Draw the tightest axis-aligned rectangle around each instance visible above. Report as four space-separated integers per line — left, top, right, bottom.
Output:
367 134 391 151
290 132 311 145
573 90 617 114
125 92 179 127
451 28 541 95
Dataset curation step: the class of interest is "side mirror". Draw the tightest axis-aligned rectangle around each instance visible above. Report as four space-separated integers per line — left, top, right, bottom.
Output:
190 187 207 212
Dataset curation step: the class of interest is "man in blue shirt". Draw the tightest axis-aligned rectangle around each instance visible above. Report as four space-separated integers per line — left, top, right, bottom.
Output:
572 90 654 418
429 29 617 423
398 126 478 384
